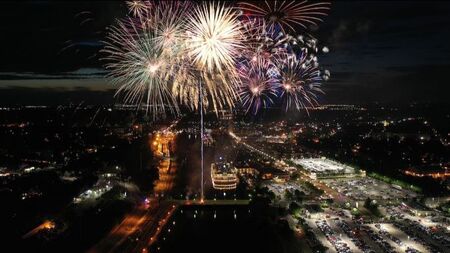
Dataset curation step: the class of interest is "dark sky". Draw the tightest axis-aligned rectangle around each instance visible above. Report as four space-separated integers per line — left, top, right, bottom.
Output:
0 1 449 105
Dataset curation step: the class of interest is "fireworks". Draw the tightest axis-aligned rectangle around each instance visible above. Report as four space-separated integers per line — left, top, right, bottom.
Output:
240 19 277 66
103 0 331 118
238 0 331 33
102 18 179 118
126 1 149 19
145 1 192 55
238 58 279 114
276 52 324 112
184 2 244 73
183 2 245 113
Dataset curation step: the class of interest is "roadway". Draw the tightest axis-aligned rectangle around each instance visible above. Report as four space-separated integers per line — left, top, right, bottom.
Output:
90 130 251 253
87 201 157 253
88 131 177 253
228 131 347 203
118 202 178 253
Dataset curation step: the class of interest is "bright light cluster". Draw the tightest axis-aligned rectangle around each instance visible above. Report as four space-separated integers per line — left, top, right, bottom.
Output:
103 1 331 118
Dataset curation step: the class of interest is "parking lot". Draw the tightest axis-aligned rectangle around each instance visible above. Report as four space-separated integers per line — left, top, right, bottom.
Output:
367 223 430 253
387 205 450 252
306 212 377 253
314 219 353 253
303 206 450 253
323 177 417 202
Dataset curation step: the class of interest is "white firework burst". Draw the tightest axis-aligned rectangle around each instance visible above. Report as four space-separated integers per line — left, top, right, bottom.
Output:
102 18 180 118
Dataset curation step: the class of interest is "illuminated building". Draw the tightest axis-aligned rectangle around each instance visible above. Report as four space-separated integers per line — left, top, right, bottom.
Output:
211 161 238 190
235 167 259 177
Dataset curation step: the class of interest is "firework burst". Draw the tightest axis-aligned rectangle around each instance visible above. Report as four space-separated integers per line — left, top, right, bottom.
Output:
102 18 179 118
184 2 245 73
238 58 279 114
238 1 331 33
182 2 245 113
240 19 277 65
239 18 312 69
276 52 323 112
126 1 150 19
143 1 193 55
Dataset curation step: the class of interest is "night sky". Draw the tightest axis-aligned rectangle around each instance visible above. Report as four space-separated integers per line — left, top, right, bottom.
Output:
0 1 449 105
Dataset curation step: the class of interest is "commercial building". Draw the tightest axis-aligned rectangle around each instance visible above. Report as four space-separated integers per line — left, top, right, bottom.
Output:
211 161 238 190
